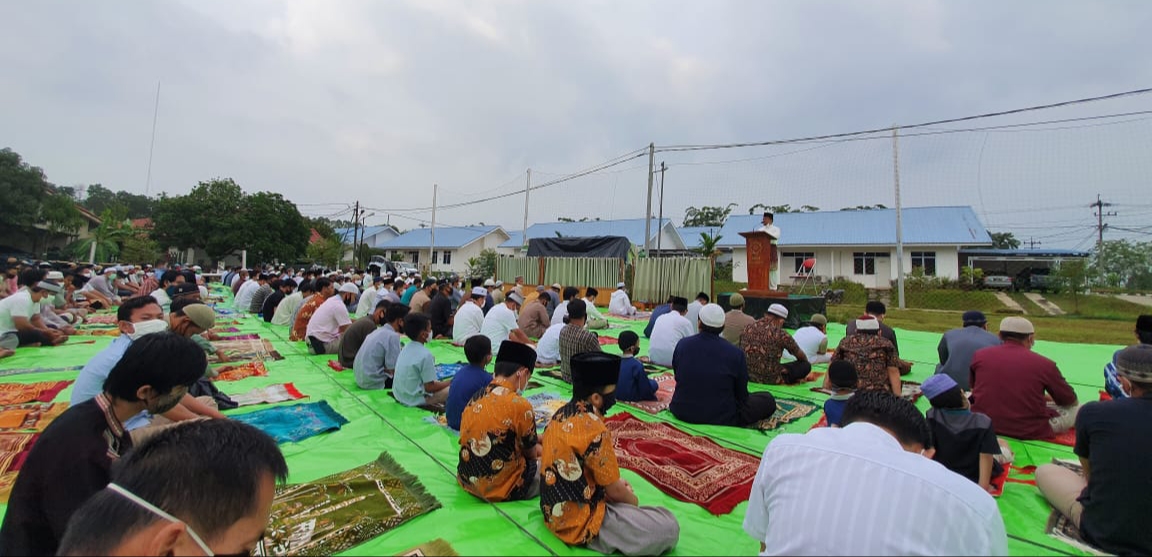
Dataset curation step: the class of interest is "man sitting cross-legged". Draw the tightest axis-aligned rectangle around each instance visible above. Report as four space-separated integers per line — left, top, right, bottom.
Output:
541 351 680 556
458 341 541 501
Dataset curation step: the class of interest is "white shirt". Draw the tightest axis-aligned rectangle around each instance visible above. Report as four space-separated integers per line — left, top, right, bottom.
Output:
648 312 696 366
784 326 825 361
609 289 634 315
306 295 353 343
758 224 781 241
743 423 1007 556
685 301 704 328
480 303 519 355
584 298 608 329
0 290 37 336
234 279 260 311
452 301 485 345
150 287 172 314
272 291 304 326
354 285 378 319
550 300 570 327
536 323 564 363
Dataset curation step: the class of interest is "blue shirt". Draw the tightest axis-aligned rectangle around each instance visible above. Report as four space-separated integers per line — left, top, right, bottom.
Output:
644 303 672 338
400 286 418 305
823 394 853 427
669 332 749 426
615 356 658 402
393 341 437 407
445 364 493 430
70 336 151 430
353 326 403 390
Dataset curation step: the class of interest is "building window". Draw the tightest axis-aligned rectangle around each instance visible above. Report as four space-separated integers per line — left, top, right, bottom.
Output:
442 251 452 265
911 251 937 276
853 252 882 276
781 252 815 274
431 251 438 264
409 251 419 264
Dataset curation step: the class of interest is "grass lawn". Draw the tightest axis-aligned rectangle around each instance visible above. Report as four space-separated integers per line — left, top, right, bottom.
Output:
1042 292 1148 320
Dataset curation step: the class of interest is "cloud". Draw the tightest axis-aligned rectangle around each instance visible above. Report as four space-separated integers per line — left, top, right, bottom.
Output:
2 0 1150 246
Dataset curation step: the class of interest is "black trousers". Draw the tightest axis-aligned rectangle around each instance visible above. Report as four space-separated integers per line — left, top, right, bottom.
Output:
781 360 812 384
737 392 778 426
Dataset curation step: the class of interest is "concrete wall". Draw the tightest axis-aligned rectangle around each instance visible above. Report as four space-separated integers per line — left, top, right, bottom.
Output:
734 245 962 288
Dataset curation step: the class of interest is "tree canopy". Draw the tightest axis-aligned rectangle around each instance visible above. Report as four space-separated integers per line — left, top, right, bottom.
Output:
79 184 155 218
0 148 52 230
989 231 1020 250
683 204 736 227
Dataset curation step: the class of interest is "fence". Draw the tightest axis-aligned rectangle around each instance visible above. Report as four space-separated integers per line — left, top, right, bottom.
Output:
632 257 713 305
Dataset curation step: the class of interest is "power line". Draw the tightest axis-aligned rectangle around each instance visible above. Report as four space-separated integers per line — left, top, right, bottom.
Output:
654 87 1152 153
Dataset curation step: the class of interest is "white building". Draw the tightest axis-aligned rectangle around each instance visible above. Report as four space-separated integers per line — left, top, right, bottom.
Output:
709 206 993 289
377 226 510 275
333 225 400 262
499 217 685 256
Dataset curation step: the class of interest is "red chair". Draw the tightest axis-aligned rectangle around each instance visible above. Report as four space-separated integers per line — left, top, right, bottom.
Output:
790 258 817 293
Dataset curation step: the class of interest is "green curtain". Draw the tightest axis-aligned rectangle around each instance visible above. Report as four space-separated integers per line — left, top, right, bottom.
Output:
496 256 540 284
633 257 712 304
542 257 621 289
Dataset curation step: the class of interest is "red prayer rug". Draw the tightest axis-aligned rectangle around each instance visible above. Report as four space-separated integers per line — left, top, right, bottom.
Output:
214 361 269 382
620 373 675 414
0 381 72 406
0 402 68 432
604 412 761 515
1041 428 1076 447
597 335 619 346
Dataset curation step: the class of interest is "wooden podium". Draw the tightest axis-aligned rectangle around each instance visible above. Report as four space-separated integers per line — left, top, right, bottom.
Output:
739 231 786 298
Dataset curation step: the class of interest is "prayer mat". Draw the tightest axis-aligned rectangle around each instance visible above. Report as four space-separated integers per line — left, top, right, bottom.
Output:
0 471 16 503
988 464 1010 498
748 398 818 431
387 391 445 414
534 361 559 369
1041 428 1077 447
212 338 283 362
422 414 454 432
524 380 544 390
327 361 345 372
214 327 242 333
80 328 120 337
435 363 465 381
526 392 568 432
1045 511 1111 556
255 452 441 557
0 433 38 474
214 361 269 382
212 307 238 315
0 365 82 378
0 380 72 406
0 402 67 431
604 412 760 515
538 368 565 381
642 363 672 375
230 383 308 407
83 314 118 325
216 333 262 340
901 380 922 403
232 401 348 444
620 373 675 415
396 539 459 556
597 336 619 346
808 414 829 430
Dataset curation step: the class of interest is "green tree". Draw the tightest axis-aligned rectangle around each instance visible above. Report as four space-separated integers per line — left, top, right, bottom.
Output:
1095 240 1152 290
989 231 1020 250
71 208 132 263
306 236 344 269
466 248 498 280
694 232 724 257
79 184 118 215
240 192 310 264
747 203 819 215
38 190 84 245
1053 259 1092 313
119 233 162 264
0 148 49 230
683 203 737 227
839 204 889 211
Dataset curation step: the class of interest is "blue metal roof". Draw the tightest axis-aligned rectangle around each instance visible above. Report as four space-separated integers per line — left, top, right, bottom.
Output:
377 226 507 250
333 225 398 246
677 226 724 249
499 218 678 249
714 206 993 247
959 248 1091 257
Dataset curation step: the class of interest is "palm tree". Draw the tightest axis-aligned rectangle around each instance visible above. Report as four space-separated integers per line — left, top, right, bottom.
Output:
71 209 131 263
695 232 723 257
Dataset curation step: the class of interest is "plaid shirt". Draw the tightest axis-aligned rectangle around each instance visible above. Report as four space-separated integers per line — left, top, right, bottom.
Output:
742 318 803 384
558 324 601 383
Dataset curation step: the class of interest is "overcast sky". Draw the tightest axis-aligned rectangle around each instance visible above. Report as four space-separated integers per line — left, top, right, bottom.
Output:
4 0 1152 247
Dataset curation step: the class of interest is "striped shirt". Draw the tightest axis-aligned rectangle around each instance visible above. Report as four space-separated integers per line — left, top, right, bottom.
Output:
744 422 1007 556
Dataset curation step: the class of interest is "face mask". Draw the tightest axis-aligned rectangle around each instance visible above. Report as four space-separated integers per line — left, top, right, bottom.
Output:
108 273 117 281
599 392 617 415
127 319 169 340
82 272 92 278
146 387 186 415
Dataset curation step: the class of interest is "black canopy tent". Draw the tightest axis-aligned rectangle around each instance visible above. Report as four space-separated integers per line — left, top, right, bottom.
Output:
527 236 633 259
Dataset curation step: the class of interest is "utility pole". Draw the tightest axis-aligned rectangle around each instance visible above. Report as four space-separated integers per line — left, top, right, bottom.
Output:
1026 237 1043 249
656 162 667 253
430 184 438 275
643 143 655 256
522 168 531 251
352 200 361 268
892 126 906 310
1091 194 1116 250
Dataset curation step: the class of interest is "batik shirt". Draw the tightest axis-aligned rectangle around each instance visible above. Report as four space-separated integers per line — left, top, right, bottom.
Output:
457 377 538 502
289 294 326 342
833 333 899 392
741 318 803 384
540 401 620 545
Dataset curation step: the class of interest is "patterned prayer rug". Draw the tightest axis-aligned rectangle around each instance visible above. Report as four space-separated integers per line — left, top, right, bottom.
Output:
620 373 675 415
597 335 619 346
0 433 38 474
604 412 761 515
0 402 68 431
537 368 566 381
79 328 121 337
0 471 17 503
748 398 819 431
83 314 118 325
232 401 348 444
1046 512 1110 556
0 381 73 406
214 361 269 382
1041 428 1077 447
642 363 672 375
0 365 82 378
256 453 442 556
525 392 568 432
215 333 262 340
388 392 445 414
396 539 459 556
435 363 465 381
230 383 308 407
212 338 283 362
810 380 921 402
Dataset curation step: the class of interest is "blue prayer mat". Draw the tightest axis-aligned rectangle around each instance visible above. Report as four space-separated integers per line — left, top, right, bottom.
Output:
435 363 465 381
232 401 349 444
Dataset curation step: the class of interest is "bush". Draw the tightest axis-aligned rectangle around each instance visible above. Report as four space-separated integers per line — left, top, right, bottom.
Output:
826 278 867 306
713 260 733 281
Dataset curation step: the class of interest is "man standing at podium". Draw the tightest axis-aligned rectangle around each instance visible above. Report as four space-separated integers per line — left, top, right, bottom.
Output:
758 212 781 290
